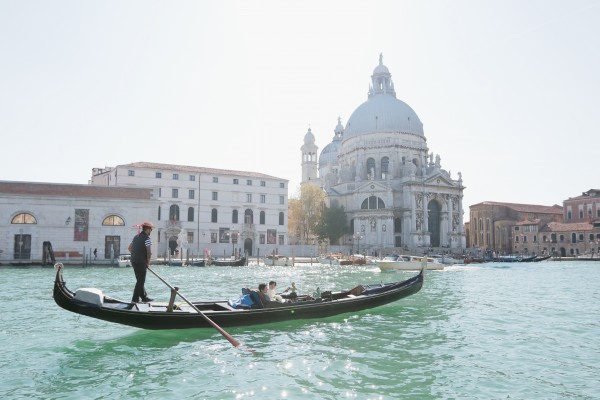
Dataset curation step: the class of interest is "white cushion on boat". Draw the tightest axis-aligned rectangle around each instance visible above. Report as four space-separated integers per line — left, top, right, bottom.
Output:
74 288 104 306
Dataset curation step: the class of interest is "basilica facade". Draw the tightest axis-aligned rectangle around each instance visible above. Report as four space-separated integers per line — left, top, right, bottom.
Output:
301 55 466 254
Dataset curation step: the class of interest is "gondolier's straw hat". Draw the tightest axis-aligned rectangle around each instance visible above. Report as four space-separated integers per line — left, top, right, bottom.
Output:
141 222 154 229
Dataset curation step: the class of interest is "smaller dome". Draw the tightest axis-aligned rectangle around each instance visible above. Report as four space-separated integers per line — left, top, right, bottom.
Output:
373 64 390 75
319 140 341 166
303 127 315 144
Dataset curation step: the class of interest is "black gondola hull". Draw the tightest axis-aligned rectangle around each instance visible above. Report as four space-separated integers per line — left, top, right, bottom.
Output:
53 267 423 330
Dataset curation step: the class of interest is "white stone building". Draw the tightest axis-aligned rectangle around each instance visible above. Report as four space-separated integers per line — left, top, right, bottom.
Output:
90 162 289 259
301 55 466 254
0 181 155 264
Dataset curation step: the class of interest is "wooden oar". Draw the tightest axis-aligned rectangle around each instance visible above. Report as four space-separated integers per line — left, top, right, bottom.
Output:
146 265 249 351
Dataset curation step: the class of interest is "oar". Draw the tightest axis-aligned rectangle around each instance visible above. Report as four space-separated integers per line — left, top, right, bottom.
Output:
146 265 250 351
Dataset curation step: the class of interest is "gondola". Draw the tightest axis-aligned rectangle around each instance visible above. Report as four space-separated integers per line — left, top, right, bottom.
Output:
210 257 246 267
52 264 424 330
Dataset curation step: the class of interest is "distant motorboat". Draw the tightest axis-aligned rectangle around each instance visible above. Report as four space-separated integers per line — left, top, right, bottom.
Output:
319 255 341 266
117 254 131 268
261 255 292 266
430 254 463 265
376 255 444 271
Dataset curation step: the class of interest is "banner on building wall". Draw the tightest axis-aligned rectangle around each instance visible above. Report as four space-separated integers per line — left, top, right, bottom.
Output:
74 209 89 241
267 229 277 244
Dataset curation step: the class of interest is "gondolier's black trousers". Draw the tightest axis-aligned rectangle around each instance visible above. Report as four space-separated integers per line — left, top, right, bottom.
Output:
132 261 148 302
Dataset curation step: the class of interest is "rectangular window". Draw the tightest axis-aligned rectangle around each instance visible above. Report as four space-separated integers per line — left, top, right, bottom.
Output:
212 192 218 200
128 170 135 176
260 181 266 187
233 179 239 184
279 195 284 205
260 194 266 203
158 188 162 197
173 173 179 180
246 194 252 203
259 233 265 244
187 231 194 243
211 233 217 243
213 177 218 183
190 175 196 181
278 235 284 245
189 190 195 199
155 172 162 178
247 180 252 186
172 189 178 198
280 182 285 188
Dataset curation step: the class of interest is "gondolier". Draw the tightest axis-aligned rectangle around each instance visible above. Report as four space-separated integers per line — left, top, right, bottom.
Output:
129 221 154 303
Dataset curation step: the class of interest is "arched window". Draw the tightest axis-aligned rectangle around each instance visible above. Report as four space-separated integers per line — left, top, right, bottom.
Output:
260 211 266 224
188 207 194 222
381 157 389 178
102 215 124 226
361 196 385 209
279 212 284 225
367 158 375 177
232 209 238 224
169 205 180 221
244 209 253 224
211 208 218 223
11 213 37 224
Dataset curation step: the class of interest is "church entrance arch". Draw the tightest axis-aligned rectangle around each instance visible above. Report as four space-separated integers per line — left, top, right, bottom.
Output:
428 200 441 247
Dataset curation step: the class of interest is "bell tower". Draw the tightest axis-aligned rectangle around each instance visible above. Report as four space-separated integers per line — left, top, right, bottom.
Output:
301 127 319 184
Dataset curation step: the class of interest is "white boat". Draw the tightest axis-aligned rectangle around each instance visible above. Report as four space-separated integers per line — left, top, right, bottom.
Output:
261 255 293 266
318 255 341 266
376 255 444 271
430 254 463 265
117 254 131 268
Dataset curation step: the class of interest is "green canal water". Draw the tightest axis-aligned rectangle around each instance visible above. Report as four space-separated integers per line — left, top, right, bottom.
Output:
0 261 598 399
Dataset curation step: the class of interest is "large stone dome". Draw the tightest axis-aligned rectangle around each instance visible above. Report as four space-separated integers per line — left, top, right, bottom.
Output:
344 95 424 139
343 55 424 140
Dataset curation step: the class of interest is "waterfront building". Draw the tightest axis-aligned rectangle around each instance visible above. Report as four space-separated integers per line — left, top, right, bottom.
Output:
90 162 288 258
301 55 466 254
563 189 600 223
468 190 600 257
468 202 563 255
0 181 155 264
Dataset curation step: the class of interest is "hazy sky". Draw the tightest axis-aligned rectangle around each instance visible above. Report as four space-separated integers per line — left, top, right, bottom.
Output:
1 0 598 221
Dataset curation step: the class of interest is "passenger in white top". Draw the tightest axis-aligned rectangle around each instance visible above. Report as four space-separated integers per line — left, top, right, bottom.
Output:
267 281 285 303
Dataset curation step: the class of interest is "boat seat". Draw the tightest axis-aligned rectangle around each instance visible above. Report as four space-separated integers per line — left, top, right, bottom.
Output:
134 303 151 311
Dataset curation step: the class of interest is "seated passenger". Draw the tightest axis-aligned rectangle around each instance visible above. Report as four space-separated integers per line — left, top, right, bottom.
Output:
267 281 286 303
256 283 271 306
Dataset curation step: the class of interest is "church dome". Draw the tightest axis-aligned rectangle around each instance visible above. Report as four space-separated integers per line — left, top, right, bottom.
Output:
343 55 424 140
344 95 424 139
319 140 341 166
319 117 344 166
303 127 315 144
